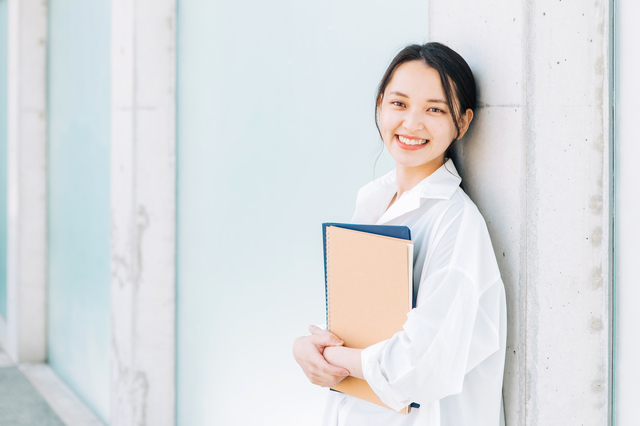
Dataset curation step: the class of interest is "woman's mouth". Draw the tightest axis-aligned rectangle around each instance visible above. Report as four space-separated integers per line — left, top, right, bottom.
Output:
396 134 428 149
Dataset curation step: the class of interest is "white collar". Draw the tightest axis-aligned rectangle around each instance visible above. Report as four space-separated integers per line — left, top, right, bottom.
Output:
372 159 462 225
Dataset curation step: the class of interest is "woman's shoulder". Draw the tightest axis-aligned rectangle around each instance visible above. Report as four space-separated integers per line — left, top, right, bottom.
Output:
422 187 484 228
447 188 488 227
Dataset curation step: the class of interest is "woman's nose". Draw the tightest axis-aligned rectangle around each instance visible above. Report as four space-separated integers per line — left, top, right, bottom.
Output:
402 109 426 133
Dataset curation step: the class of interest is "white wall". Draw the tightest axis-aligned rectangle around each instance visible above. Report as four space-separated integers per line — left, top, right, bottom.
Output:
614 0 640 423
0 0 8 323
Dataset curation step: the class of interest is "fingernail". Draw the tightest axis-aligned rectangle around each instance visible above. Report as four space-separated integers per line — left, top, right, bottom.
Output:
335 340 343 345
341 371 350 376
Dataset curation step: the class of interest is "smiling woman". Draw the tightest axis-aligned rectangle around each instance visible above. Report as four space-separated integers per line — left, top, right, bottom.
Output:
375 44 476 184
293 43 507 426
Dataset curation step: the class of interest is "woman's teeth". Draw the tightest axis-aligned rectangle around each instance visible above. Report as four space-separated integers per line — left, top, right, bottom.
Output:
398 135 427 145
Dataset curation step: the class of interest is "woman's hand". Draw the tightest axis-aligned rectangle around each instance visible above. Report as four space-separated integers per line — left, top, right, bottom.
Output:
293 325 350 387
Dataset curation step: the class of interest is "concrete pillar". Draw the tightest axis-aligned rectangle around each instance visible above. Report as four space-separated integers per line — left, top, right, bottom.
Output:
614 0 640 423
5 0 48 363
430 1 613 424
110 0 176 425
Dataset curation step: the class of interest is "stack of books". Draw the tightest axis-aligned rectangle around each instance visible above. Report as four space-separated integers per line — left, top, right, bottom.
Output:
322 223 414 414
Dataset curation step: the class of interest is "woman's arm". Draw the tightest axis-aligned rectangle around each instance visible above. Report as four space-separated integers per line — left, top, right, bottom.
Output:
293 325 350 387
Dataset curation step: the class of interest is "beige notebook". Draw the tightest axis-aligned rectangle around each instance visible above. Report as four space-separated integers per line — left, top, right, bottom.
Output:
325 225 414 413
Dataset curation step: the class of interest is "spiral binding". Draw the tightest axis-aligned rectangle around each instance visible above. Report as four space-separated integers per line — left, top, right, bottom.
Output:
325 229 332 331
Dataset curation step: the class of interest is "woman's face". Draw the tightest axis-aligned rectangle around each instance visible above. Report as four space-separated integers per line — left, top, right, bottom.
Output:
378 60 472 175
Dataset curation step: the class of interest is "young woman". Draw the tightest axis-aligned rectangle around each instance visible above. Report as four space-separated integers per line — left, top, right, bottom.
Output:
293 42 507 426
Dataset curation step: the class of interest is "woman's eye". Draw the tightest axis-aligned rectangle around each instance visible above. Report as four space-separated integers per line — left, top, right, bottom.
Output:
392 101 405 107
428 107 444 113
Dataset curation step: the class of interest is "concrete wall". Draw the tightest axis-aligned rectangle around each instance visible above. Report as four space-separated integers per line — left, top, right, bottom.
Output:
5 0 48 364
110 0 176 424
430 1 613 425
2 0 178 423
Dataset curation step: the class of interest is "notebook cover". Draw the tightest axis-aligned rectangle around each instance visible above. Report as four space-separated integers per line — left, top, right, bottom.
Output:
323 225 413 413
322 223 411 316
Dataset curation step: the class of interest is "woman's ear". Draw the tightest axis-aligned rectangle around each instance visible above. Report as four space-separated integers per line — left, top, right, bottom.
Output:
456 109 474 140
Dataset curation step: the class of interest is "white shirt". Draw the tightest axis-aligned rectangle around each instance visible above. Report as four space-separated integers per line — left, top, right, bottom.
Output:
322 160 507 426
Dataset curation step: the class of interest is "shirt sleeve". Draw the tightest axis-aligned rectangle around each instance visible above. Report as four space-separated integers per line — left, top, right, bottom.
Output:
361 267 479 410
360 206 501 411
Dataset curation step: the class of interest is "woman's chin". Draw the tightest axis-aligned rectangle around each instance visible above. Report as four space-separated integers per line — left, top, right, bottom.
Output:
392 155 446 173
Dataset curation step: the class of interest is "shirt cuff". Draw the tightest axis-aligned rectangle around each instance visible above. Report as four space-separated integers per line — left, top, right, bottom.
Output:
361 340 412 412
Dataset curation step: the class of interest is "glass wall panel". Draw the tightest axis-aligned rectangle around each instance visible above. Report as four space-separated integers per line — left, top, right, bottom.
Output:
0 0 8 320
177 1 427 424
47 0 110 421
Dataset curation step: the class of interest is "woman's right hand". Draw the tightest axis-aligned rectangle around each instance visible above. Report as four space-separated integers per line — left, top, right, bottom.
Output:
293 325 350 387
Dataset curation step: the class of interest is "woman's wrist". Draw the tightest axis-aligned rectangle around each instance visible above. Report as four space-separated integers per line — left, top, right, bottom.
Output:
323 346 364 380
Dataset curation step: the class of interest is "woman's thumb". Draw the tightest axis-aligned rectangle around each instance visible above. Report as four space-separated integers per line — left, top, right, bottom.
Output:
309 325 343 345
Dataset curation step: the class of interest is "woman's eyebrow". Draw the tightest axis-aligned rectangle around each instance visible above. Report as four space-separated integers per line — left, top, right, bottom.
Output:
388 91 409 98
388 91 447 105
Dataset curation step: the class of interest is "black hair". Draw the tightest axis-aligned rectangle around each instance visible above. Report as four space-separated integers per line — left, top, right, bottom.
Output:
374 42 477 142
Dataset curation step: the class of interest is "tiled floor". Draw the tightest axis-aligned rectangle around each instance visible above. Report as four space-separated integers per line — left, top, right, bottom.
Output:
0 350 65 426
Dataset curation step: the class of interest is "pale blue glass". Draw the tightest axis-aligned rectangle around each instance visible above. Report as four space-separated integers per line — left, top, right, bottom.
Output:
47 0 110 422
0 0 7 319
177 1 428 424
